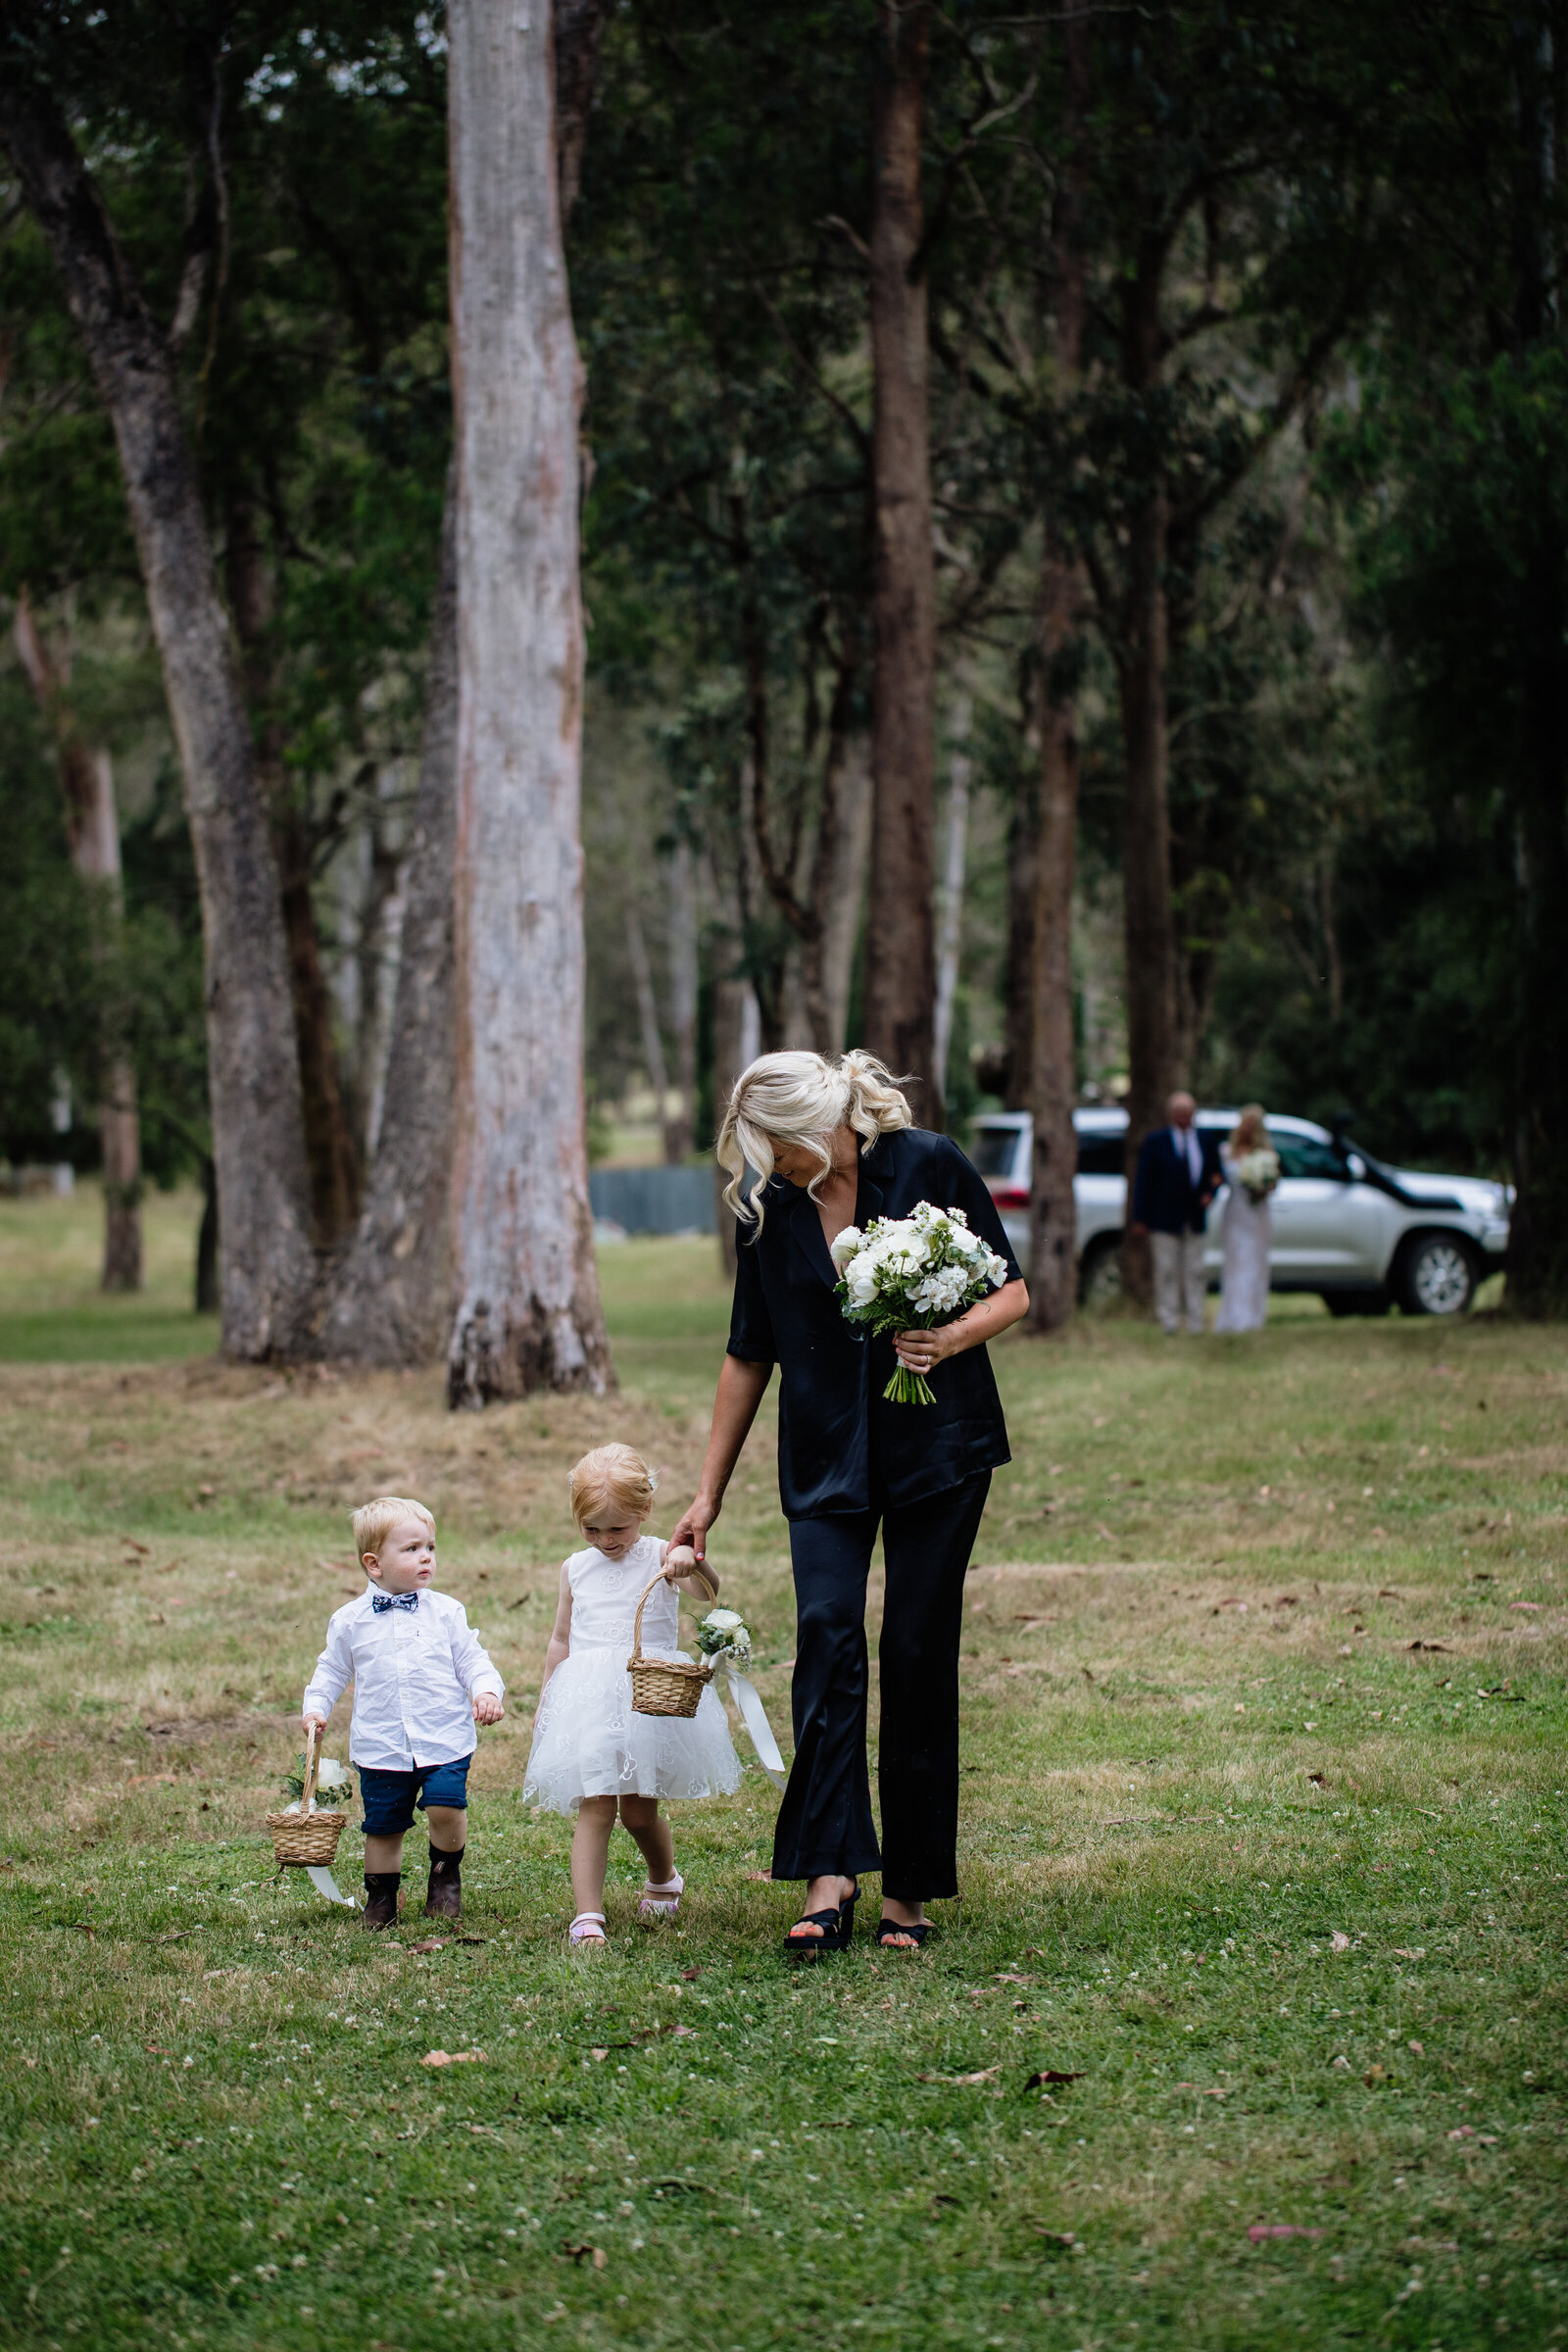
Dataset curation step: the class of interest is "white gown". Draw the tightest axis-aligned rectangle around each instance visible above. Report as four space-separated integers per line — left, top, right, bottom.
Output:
522 1534 741 1814
1214 1148 1273 1333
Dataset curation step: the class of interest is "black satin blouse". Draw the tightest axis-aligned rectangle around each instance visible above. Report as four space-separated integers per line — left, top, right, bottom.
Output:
725 1126 1023 1519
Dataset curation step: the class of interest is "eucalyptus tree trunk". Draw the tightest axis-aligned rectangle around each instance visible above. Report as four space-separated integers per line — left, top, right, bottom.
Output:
0 70 314 1353
864 0 939 1121
444 0 611 1404
1025 10 1090 1334
1116 255 1181 1308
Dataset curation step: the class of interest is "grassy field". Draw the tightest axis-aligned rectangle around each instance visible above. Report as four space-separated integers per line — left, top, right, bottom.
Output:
0 1191 1564 2351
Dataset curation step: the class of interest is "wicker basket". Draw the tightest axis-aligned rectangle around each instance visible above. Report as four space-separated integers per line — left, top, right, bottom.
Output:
627 1562 717 1718
266 1725 349 1868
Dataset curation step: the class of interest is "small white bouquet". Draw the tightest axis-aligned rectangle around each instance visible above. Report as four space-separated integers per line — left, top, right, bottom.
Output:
280 1754 354 1814
697 1607 754 1667
829 1200 1009 1404
1233 1147 1281 1202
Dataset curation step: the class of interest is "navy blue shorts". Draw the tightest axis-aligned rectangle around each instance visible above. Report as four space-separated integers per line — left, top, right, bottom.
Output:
359 1754 472 1836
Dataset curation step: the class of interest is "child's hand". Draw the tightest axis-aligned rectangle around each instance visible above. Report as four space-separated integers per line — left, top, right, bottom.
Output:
302 1710 327 1737
472 1691 505 1726
663 1542 699 1584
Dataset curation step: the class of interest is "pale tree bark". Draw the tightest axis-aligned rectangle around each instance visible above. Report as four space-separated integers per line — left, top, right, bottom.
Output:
864 0 940 1121
14 596 142 1291
0 70 314 1351
313 0 611 1366
931 696 971 1101
1025 11 1090 1334
665 839 698 1161
817 729 872 1054
445 0 611 1404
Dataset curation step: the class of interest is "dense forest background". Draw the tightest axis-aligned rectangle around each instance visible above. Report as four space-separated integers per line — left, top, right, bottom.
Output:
2 0 1565 1333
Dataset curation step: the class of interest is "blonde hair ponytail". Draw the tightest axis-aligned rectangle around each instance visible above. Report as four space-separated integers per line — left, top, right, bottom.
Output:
716 1049 913 1231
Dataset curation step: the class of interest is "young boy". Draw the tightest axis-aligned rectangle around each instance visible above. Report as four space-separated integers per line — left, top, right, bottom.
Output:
304 1496 504 1930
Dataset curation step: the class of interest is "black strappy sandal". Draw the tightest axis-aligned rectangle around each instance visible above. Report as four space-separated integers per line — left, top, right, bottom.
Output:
783 1880 858 1958
873 1916 932 1949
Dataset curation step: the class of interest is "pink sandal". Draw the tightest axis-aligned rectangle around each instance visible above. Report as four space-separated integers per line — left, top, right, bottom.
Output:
636 1872 683 1923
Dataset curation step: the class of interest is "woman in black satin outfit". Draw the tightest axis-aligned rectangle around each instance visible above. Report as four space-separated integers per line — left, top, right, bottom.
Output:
669 1050 1028 1955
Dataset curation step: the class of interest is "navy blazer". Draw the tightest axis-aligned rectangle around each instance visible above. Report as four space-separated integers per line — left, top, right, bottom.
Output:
1132 1125 1221 1236
726 1126 1023 1520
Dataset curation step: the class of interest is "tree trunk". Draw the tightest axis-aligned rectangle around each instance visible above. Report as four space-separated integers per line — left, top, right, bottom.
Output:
312 475 461 1363
818 729 872 1054
1116 255 1181 1307
627 905 676 1153
1002 755 1039 1110
864 0 939 1121
931 697 971 1101
1024 9 1089 1334
13 599 144 1292
665 839 698 1162
444 0 611 1405
0 68 315 1355
224 489 361 1245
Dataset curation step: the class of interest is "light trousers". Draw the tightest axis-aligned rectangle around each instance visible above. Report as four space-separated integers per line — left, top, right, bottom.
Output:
1152 1229 1206 1334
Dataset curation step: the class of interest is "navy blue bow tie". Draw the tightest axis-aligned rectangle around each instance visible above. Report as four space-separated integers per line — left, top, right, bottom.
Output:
371 1591 420 1614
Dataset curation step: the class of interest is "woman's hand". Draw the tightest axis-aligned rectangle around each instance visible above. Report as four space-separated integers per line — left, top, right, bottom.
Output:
668 1493 718 1559
893 1277 1030 1376
892 1323 958 1376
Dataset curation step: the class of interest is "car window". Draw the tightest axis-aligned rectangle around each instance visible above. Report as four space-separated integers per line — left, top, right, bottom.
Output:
1075 1135 1127 1176
1265 1127 1347 1181
970 1127 1022 1179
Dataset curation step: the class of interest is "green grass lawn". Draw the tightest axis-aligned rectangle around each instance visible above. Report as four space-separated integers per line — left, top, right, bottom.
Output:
0 1195 1563 2349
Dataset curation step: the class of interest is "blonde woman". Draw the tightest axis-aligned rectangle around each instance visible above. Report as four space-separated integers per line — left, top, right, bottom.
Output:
669 1051 1028 1957
1214 1103 1276 1333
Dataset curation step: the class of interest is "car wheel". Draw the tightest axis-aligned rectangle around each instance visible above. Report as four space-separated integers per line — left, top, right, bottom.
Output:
1396 1232 1478 1317
1078 1239 1123 1308
1322 1290 1392 1318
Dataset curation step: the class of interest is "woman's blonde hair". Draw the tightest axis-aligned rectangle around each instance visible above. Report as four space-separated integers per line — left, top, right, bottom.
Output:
568 1443 658 1532
716 1049 913 1231
352 1494 435 1565
1229 1102 1267 1152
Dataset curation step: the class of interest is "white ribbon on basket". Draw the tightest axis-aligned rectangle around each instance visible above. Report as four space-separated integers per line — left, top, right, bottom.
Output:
708 1654 787 1791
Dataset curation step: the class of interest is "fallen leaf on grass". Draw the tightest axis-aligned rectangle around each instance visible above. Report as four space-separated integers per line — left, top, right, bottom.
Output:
918 2065 1003 2086
1032 2228 1077 2249
1330 1932 1352 1951
1025 2070 1086 2090
1408 1641 1449 1652
1408 2040 1425 2055
679 1965 701 1980
744 1870 772 1882
1364 2065 1388 2085
1248 2225 1323 2243
409 1938 446 1953
671 2023 699 2038
1201 2086 1231 2098
1392 1948 1427 1961
1508 1600 1543 1612
1447 2125 1474 2139
1378 1588 1402 1598
420 2049 484 2069
589 2048 610 2063
560 2243 608 2270
120 1536 150 1555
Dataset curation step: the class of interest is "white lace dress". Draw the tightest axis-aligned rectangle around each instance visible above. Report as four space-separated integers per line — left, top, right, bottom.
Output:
522 1535 741 1814
1214 1146 1273 1333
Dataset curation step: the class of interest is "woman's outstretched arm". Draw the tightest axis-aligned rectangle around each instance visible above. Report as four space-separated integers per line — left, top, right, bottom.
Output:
668 1353 773 1560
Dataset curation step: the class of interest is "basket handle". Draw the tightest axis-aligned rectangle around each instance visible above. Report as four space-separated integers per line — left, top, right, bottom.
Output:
300 1721 321 1815
630 1558 717 1664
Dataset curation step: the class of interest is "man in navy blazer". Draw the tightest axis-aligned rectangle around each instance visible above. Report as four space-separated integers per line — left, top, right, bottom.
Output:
1131 1091 1221 1334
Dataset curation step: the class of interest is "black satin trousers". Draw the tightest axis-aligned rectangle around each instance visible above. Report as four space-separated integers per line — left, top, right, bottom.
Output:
770 1469 991 1901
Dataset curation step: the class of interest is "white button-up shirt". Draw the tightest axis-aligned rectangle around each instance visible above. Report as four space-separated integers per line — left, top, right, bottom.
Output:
303 1588 504 1772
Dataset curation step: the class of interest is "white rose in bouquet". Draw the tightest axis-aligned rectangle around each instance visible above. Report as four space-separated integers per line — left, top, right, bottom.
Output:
697 1606 754 1666
832 1202 1009 1403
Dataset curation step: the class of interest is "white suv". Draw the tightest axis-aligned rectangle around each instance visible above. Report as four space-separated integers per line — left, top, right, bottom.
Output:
971 1107 1510 1317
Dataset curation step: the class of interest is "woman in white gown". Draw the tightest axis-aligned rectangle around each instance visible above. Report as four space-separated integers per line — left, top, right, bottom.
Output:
1214 1103 1276 1333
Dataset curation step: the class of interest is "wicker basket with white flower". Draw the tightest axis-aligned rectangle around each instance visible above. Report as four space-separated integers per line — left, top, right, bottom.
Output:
828 1200 1011 1404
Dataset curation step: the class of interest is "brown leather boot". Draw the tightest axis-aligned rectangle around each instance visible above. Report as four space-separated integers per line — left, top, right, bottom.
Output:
362 1871 402 1931
424 1843 464 1922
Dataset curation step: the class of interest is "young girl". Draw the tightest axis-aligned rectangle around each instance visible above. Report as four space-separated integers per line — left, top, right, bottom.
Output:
524 1443 741 1946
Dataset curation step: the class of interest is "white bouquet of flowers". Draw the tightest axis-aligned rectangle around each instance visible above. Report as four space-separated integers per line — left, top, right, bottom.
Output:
828 1200 1009 1404
696 1606 754 1667
1233 1147 1281 1202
